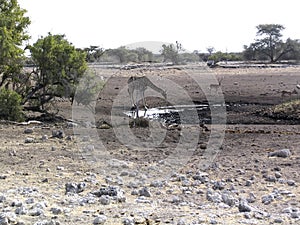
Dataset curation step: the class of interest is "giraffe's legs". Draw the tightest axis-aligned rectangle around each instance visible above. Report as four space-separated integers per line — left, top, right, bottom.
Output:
141 91 148 117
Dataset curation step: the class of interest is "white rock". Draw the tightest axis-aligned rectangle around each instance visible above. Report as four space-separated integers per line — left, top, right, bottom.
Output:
93 215 107 224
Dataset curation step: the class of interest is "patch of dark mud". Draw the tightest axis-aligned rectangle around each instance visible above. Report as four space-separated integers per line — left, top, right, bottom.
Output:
26 113 67 124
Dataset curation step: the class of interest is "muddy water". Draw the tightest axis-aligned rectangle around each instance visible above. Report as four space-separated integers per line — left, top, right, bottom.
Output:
125 104 215 124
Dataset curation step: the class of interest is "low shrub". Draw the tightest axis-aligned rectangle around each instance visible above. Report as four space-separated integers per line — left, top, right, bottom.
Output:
0 88 24 121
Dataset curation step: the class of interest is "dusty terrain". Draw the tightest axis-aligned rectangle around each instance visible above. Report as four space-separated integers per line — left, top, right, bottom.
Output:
0 65 300 225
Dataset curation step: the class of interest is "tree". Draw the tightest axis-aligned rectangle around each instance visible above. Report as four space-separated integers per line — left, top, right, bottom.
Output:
133 47 153 62
26 33 87 110
206 46 215 55
0 0 31 87
244 24 295 62
107 47 133 63
160 41 183 64
83 45 105 63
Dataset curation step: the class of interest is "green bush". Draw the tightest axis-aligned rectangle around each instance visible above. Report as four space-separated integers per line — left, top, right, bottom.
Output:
0 89 24 121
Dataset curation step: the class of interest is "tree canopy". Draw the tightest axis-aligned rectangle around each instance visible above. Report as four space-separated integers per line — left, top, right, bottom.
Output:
160 41 183 64
0 0 30 87
243 24 300 62
26 33 87 110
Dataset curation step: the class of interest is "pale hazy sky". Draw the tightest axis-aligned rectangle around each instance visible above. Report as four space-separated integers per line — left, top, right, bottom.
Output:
18 0 300 53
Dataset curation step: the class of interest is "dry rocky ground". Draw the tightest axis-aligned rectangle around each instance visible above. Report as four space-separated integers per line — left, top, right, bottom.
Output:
0 64 300 225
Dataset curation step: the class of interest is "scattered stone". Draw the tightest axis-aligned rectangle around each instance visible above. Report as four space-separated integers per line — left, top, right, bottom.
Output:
150 180 165 188
24 128 34 134
33 220 60 225
268 149 291 158
177 218 186 225
25 137 34 143
287 180 296 186
28 208 44 216
0 175 7 180
85 145 95 151
192 172 209 183
244 212 251 219
262 194 274 205
99 195 110 205
92 186 126 202
93 215 107 224
0 213 8 225
222 192 237 206
213 181 226 190
56 166 64 171
66 135 74 141
41 135 48 141
273 218 284 223
52 130 65 139
246 193 256 203
67 122 78 128
274 172 282 178
0 195 6 203
290 212 300 218
50 207 63 215
123 218 135 225
138 187 151 197
82 136 90 142
25 198 35 204
65 182 86 194
265 175 277 182
245 180 253 186
15 206 27 215
238 198 252 212
206 189 222 203
11 200 22 207
131 189 138 196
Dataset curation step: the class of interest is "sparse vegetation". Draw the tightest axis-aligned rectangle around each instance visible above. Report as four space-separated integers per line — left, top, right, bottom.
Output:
267 99 300 121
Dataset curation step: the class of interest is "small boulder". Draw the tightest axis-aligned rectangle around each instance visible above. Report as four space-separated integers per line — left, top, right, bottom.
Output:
268 149 291 158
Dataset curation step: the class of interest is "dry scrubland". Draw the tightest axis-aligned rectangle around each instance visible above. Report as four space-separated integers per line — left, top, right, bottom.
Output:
0 65 299 225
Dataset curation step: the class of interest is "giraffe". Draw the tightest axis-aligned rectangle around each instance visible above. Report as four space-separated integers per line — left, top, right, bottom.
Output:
128 76 167 118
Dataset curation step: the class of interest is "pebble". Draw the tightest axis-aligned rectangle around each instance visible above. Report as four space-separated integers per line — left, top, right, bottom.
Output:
206 189 222 203
99 195 110 205
268 149 291 158
15 206 27 215
50 207 63 215
274 172 282 178
238 199 252 212
138 187 151 197
222 192 237 206
273 218 284 223
93 215 107 224
24 128 34 134
25 137 34 143
65 182 86 194
52 130 65 139
265 175 277 182
287 180 296 186
41 135 48 141
123 218 135 225
0 213 8 225
262 194 275 205
28 208 44 216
